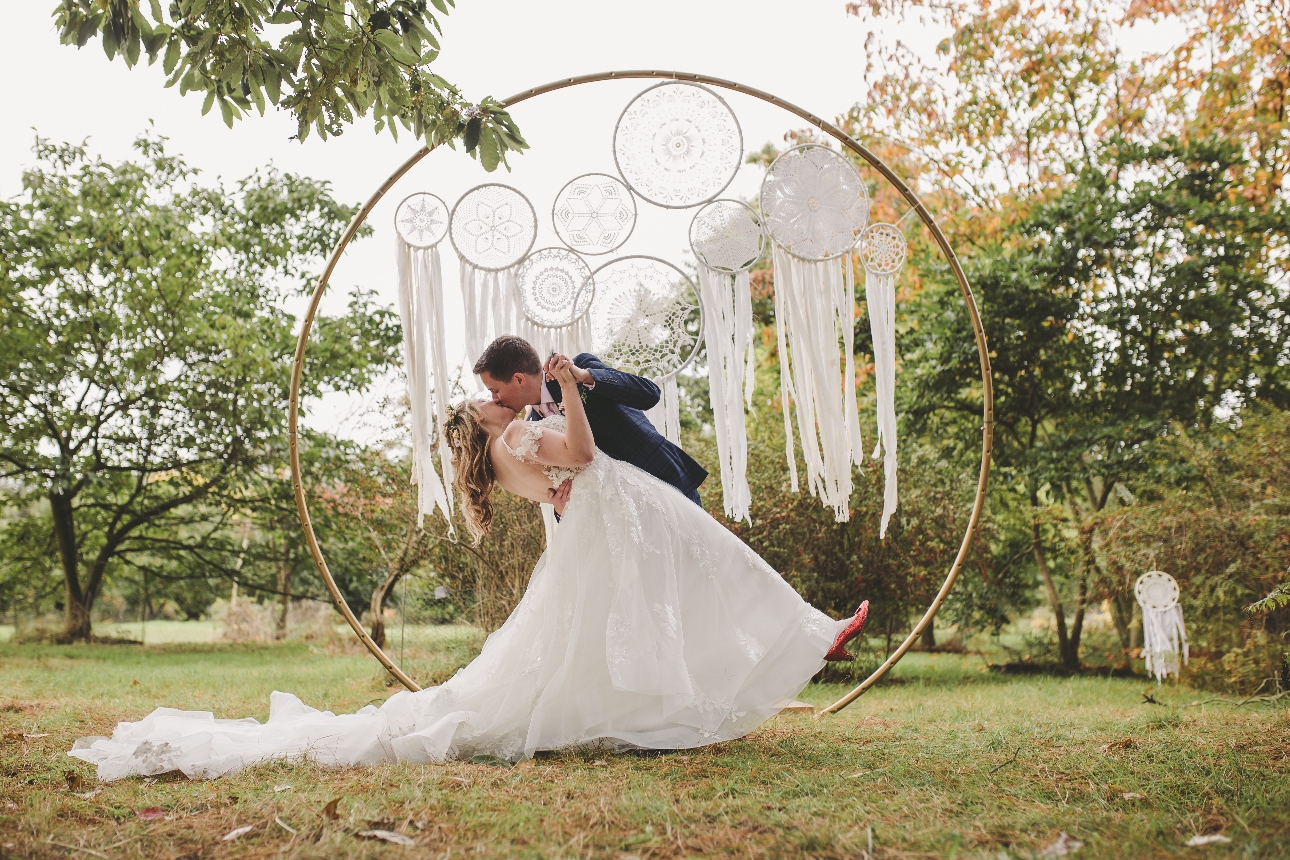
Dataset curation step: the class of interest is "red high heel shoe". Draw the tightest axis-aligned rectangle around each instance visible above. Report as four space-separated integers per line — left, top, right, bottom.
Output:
824 600 870 661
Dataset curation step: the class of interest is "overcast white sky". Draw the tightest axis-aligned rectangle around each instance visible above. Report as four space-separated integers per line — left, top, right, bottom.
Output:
1 1 948 439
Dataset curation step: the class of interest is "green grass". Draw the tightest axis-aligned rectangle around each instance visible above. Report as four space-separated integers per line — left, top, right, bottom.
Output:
1 628 1286 858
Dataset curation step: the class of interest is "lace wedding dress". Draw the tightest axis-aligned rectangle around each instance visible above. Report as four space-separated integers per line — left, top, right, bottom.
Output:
70 416 845 781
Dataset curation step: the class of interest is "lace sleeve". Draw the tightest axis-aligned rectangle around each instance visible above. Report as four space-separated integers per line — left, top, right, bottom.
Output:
504 423 544 464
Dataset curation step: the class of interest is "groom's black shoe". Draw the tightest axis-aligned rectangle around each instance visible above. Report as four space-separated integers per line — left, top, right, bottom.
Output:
824 601 870 661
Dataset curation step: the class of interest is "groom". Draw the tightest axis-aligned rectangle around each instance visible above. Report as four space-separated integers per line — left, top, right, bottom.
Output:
474 335 707 512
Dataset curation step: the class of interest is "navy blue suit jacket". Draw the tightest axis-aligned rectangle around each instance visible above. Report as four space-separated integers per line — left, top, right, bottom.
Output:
532 353 707 503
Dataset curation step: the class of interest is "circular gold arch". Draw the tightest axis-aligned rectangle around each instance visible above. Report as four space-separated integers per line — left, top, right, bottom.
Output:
288 70 995 714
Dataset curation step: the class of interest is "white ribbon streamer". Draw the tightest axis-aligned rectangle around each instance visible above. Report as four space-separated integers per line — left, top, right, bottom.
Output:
864 262 898 537
697 264 753 523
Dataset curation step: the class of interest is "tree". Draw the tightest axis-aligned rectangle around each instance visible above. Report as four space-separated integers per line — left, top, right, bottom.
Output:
0 133 401 641
51 1 528 169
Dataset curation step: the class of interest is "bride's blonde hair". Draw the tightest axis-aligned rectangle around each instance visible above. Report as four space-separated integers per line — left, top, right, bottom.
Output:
443 400 495 544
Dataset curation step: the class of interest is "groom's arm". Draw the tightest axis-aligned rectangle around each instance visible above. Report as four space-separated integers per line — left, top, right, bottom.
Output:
572 353 661 410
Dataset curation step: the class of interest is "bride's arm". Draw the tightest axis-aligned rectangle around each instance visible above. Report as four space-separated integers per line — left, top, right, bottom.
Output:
501 358 595 468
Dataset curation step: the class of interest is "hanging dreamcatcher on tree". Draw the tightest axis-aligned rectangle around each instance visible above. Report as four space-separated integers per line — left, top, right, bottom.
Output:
1135 570 1188 683
587 255 702 444
392 192 455 530
859 221 909 538
689 199 764 523
449 183 538 373
760 144 868 523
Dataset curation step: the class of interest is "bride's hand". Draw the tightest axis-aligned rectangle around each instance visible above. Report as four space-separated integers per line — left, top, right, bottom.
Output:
549 356 579 386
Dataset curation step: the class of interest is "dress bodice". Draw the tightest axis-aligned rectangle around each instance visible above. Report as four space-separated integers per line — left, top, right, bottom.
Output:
501 415 591 487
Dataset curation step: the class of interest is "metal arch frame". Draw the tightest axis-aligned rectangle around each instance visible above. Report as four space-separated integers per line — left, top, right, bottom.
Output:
288 69 995 711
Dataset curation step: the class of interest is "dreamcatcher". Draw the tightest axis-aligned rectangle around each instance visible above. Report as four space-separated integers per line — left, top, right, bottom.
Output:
587 256 702 444
1135 570 1188 683
514 247 594 361
613 82 742 209
859 221 908 538
552 173 636 255
449 183 538 373
760 144 868 523
392 192 454 529
689 199 764 523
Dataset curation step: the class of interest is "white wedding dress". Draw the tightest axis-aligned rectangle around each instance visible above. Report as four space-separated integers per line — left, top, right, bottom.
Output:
70 416 845 781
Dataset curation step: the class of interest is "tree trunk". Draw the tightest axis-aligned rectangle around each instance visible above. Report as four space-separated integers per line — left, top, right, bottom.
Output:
1065 573 1088 671
1032 518 1071 664
369 569 403 650
1108 590 1134 665
274 544 291 641
49 489 93 642
920 624 936 650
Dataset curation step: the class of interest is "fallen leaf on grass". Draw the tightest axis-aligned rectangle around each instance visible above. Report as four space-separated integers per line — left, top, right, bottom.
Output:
322 798 341 820
470 754 512 768
1122 792 1144 800
1099 738 1135 752
75 789 103 800
357 830 416 846
221 825 254 842
1185 834 1231 847
273 784 292 792
1038 832 1083 858
23 733 50 739
65 771 88 792
134 806 165 821
274 815 297 835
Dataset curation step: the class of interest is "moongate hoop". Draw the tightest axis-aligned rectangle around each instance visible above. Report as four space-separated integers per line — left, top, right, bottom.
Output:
288 70 995 712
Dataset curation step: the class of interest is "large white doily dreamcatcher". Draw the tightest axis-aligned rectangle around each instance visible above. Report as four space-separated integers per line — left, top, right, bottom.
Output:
690 200 763 523
1135 570 1188 683
449 183 538 272
395 192 450 249
552 173 636 255
589 256 701 443
760 144 870 261
613 82 742 209
393 192 454 530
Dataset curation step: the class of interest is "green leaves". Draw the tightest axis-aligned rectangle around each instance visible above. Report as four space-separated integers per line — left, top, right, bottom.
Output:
1246 583 1290 616
50 1 526 170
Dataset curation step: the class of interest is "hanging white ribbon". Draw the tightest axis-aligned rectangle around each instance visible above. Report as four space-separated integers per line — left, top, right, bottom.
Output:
697 264 754 523
864 261 898 538
770 245 863 522
644 376 682 446
394 236 454 530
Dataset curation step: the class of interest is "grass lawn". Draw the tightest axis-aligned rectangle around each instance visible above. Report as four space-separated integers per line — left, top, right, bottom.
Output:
0 628 1286 859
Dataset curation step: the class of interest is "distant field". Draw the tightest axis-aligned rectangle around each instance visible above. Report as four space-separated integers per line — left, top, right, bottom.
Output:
0 626 1286 858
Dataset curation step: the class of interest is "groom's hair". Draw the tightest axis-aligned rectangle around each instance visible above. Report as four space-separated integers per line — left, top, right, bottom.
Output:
473 335 541 380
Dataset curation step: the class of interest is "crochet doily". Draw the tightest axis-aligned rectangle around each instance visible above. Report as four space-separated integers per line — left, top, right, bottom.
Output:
516 248 595 328
689 199 765 273
552 173 636 255
588 256 701 379
760 144 870 261
449 183 537 271
1135 571 1180 612
394 192 449 248
613 82 742 209
859 222 907 275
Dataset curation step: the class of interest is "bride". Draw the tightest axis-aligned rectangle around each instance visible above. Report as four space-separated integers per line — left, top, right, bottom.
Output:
69 357 869 781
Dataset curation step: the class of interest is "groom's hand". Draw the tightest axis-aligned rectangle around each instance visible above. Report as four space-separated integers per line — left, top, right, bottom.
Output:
545 353 593 387
547 479 573 515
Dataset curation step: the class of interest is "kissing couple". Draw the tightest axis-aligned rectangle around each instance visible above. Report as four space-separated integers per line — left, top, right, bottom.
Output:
70 337 870 780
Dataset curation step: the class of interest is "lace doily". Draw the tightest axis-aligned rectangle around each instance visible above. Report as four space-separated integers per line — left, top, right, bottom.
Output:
516 248 594 328
613 83 742 209
588 256 701 379
689 199 765 273
394 192 449 248
860 222 907 275
552 173 636 255
760 144 870 261
449 184 537 271
1135 571 1180 611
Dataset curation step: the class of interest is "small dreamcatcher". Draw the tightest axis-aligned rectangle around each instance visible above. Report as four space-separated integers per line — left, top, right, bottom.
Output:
515 247 594 358
859 221 909 538
759 144 869 522
689 199 763 523
450 184 538 370
1135 570 1188 683
588 256 702 443
613 82 743 209
552 173 636 255
393 192 454 529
